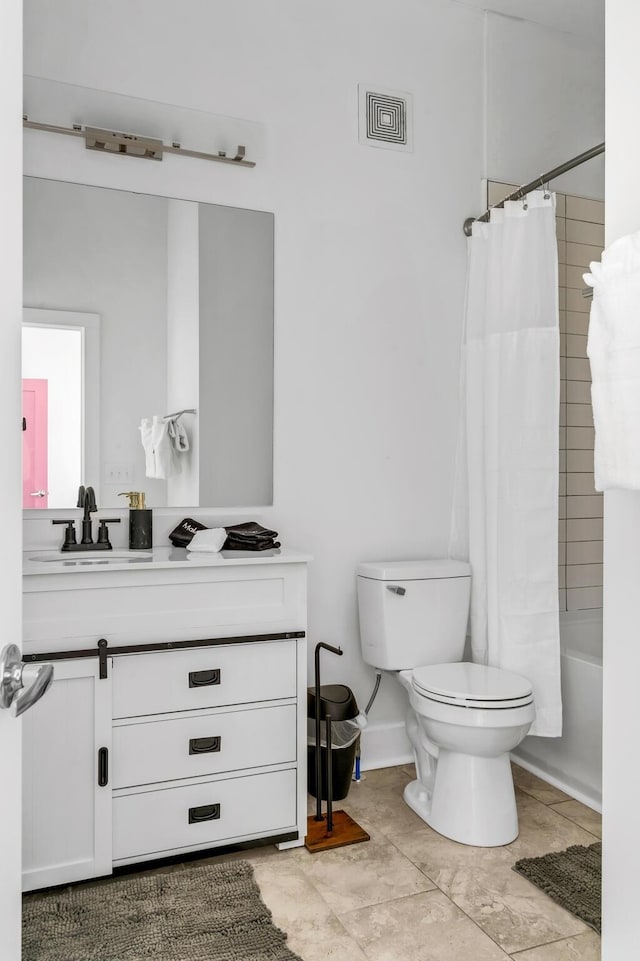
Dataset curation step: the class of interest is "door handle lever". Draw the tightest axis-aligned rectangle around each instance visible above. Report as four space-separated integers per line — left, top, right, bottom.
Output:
0 644 53 716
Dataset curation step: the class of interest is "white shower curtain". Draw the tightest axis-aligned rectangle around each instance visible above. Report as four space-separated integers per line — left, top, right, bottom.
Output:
450 191 562 737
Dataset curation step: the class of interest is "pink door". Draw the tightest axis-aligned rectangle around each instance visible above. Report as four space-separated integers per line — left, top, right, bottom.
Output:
22 378 48 509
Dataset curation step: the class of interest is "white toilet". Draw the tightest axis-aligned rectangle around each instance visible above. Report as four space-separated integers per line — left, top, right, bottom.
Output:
356 559 535 847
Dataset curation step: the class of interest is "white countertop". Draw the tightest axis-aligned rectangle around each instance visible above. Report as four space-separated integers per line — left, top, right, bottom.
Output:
23 545 312 576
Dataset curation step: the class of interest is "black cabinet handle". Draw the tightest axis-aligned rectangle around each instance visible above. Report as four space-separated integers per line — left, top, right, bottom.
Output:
98 747 109 787
188 803 221 824
188 668 221 688
189 736 221 755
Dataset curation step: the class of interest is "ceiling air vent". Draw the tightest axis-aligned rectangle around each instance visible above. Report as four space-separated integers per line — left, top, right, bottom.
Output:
358 85 413 152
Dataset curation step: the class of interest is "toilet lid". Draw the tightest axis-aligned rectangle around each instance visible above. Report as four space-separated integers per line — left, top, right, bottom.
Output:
412 662 533 709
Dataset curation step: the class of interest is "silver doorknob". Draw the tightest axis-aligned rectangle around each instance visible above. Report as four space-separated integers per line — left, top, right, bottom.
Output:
0 645 53 716
29 490 49 497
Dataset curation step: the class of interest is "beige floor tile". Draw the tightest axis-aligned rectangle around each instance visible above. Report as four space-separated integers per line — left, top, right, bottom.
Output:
510 930 600 960
512 764 572 805
338 764 427 839
511 791 600 858
340 889 511 960
252 858 369 961
548 800 602 839
296 823 436 914
391 797 594 954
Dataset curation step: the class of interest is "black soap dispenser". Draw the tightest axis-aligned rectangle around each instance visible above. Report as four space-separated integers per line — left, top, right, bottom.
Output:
119 491 153 550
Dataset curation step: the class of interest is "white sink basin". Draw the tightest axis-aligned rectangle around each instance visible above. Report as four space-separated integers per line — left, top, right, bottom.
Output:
27 551 153 564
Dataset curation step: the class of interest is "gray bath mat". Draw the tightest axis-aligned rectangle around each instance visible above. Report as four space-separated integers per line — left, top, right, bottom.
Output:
514 841 601 934
23 859 303 961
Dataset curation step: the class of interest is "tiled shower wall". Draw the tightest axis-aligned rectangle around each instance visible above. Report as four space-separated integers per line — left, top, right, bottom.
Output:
488 183 604 612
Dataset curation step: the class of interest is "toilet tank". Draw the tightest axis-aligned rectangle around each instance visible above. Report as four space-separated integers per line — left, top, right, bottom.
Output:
356 559 471 671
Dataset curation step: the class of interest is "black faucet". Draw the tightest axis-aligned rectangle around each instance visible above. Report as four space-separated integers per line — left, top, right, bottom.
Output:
77 485 97 544
51 485 121 552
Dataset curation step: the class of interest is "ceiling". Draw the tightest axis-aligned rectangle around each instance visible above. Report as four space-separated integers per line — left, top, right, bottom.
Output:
452 0 604 40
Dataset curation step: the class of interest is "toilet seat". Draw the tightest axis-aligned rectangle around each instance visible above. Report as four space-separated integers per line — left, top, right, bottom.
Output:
412 662 533 710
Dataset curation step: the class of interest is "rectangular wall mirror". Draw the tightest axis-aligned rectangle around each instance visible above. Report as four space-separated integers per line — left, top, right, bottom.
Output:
23 176 274 510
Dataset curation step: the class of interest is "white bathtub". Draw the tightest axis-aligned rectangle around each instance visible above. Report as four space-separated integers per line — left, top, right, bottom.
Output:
512 609 602 812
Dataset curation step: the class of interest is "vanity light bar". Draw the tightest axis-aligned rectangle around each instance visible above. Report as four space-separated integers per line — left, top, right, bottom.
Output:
23 117 256 167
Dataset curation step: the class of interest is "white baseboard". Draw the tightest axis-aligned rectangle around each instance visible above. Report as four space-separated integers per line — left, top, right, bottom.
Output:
510 752 602 813
359 720 413 772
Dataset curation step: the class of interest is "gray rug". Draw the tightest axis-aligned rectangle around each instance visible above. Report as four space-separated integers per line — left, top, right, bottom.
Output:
23 859 304 961
514 841 601 934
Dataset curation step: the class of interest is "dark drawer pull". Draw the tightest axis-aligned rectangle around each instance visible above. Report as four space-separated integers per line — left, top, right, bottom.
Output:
98 747 109 787
189 736 221 755
189 668 221 688
188 803 221 824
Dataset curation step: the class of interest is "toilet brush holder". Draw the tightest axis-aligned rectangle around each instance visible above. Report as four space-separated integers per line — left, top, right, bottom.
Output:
304 642 369 853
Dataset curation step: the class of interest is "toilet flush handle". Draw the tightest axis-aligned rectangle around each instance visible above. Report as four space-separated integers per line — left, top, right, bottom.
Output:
387 585 406 596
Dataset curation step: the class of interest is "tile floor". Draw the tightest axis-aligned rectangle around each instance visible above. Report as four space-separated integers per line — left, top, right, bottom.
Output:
209 763 601 961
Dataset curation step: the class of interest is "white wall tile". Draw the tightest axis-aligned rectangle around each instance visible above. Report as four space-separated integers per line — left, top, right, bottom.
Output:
566 563 603 588
558 519 567 542
559 473 567 496
487 181 518 205
566 585 603 611
559 495 567 519
567 540 602 565
557 239 567 263
558 588 567 612
558 565 566 588
556 219 567 241
559 400 567 427
560 379 567 404
555 194 566 218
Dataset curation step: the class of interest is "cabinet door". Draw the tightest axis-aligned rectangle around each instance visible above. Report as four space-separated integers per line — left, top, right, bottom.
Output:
22 658 112 891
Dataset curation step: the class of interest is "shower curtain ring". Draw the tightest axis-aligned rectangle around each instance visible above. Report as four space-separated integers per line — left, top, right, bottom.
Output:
543 182 551 199
522 192 528 211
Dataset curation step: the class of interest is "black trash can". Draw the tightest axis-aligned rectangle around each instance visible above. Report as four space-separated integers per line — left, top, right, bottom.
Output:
307 684 360 802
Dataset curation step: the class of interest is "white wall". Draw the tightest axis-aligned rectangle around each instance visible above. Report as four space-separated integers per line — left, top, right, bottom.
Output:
23 0 486 758
22 0 606 766
601 3 640 957
485 12 605 199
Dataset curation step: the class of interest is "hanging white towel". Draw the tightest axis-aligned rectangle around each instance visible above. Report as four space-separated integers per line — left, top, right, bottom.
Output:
139 418 155 476
584 230 640 490
151 415 178 479
187 528 227 553
167 416 190 453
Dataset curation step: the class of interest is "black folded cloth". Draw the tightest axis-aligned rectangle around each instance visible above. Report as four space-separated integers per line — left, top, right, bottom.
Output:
224 539 281 551
168 517 208 548
223 521 280 551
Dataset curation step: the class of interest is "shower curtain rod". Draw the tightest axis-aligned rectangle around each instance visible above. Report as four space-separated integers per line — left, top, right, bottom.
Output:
463 141 605 236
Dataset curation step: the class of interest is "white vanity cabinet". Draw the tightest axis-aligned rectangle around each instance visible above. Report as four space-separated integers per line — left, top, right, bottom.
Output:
22 549 309 890
22 658 113 892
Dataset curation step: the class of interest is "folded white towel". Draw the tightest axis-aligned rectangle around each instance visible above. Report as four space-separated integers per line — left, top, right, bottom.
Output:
584 230 640 490
187 528 227 553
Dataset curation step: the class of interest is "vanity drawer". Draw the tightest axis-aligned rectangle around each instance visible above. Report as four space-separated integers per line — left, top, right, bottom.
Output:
112 640 297 718
113 768 297 861
112 703 297 788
